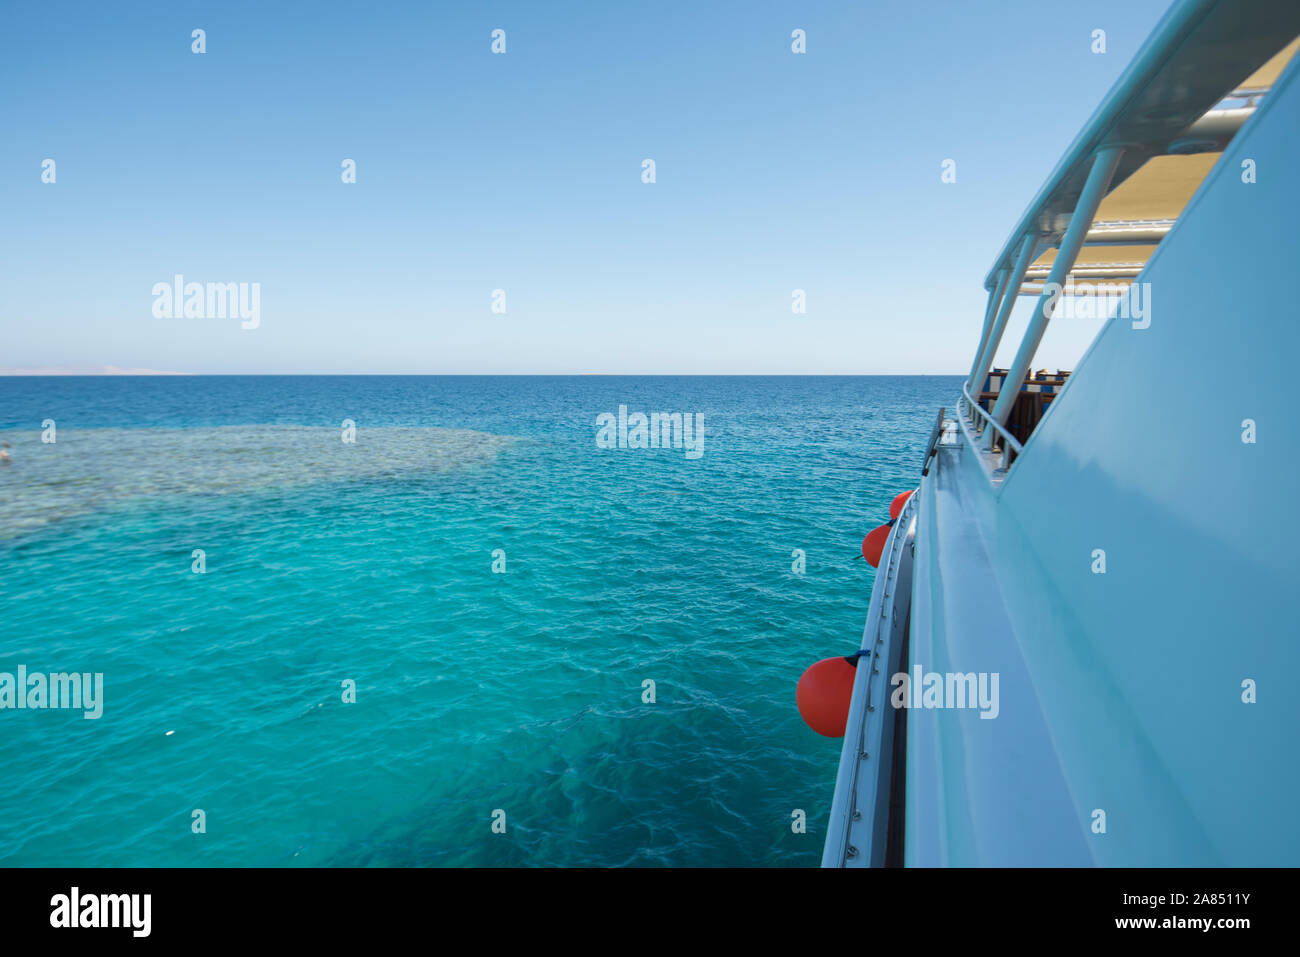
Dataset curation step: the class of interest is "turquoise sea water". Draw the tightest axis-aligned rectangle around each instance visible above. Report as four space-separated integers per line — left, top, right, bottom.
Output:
0 376 957 867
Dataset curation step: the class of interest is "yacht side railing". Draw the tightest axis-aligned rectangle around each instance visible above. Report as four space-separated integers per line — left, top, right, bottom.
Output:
920 407 945 476
959 382 1023 471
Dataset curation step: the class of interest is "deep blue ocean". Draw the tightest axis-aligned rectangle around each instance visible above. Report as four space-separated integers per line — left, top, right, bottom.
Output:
0 375 958 866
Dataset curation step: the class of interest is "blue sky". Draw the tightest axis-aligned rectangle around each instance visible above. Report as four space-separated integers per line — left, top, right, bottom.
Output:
0 0 1172 374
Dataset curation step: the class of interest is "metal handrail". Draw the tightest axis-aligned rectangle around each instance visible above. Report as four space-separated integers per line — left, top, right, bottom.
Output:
961 381 1023 461
920 407 945 476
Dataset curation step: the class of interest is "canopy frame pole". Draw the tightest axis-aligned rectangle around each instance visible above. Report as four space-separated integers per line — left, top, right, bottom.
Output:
990 146 1125 433
966 267 1010 390
972 234 1038 449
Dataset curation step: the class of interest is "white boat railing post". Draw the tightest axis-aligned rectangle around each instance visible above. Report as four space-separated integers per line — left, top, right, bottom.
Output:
989 146 1125 434
976 234 1039 450
966 267 1009 391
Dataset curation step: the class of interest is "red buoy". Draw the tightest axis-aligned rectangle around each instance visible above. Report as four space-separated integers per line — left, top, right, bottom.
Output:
861 523 891 567
797 656 858 737
889 489 915 520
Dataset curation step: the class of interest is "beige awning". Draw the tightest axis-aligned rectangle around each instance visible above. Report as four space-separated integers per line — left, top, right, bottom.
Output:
1018 36 1298 294
1027 245 1159 283
994 18 1300 296
1242 35 1300 87
1090 154 1222 223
